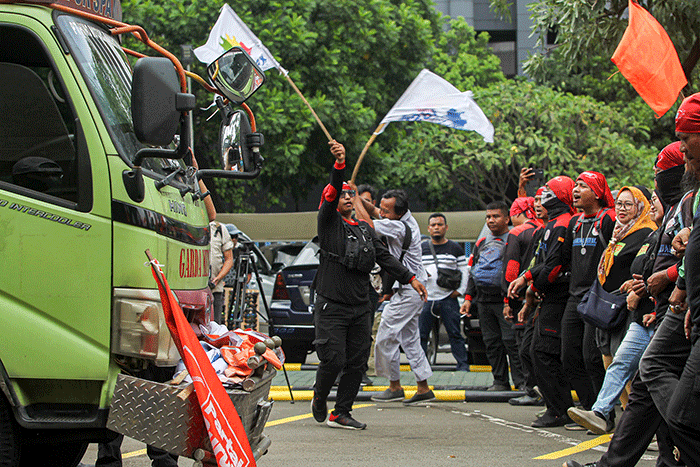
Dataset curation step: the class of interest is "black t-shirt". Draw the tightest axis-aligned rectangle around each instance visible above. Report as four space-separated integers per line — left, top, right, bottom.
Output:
528 212 573 301
653 192 694 320
564 208 616 299
629 228 661 324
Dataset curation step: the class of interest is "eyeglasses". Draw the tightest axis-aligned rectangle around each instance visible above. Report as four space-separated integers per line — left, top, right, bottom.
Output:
615 201 635 211
341 189 356 197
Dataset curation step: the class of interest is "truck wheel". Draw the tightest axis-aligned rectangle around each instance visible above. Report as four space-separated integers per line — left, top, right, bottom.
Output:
0 396 20 467
19 441 88 467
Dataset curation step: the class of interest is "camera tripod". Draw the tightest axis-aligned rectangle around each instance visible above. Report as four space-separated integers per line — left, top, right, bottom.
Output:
225 242 294 402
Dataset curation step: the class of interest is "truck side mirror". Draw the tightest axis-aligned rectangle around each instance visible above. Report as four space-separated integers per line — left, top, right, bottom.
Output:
197 104 264 181
131 57 195 147
207 47 265 104
221 109 255 173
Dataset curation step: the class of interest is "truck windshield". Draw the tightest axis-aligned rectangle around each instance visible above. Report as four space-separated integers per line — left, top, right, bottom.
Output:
55 14 181 175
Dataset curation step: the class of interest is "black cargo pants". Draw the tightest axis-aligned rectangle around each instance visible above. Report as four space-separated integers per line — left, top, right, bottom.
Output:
313 294 372 415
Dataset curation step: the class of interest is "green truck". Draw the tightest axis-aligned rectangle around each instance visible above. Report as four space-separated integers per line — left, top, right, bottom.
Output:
0 0 271 465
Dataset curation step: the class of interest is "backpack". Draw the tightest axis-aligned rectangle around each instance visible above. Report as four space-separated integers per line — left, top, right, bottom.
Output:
470 235 507 288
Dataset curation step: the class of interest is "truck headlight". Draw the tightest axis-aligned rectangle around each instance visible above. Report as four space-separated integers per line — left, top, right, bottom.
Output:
112 288 180 366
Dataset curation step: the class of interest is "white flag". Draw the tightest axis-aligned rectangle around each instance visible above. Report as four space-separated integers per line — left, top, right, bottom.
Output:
194 4 286 74
376 69 494 143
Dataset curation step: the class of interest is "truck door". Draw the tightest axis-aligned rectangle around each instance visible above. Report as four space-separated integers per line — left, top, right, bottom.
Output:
0 16 111 394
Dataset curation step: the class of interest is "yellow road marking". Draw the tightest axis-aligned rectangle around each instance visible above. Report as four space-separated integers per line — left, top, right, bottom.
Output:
265 403 375 427
534 434 612 459
123 448 147 459
120 404 376 459
281 363 492 372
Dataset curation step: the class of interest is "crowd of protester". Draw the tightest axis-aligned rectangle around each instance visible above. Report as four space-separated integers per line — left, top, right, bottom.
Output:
490 93 700 467
309 93 700 467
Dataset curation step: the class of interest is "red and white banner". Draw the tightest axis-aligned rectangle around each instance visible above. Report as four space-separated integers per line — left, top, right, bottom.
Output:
148 255 255 467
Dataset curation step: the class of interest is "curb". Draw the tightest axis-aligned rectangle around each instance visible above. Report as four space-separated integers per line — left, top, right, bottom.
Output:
268 387 526 403
282 363 493 373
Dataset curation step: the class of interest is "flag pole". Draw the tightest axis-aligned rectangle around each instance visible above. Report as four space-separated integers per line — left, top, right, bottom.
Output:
350 123 385 184
283 73 333 141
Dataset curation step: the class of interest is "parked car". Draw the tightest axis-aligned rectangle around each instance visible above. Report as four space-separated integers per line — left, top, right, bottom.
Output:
269 237 487 366
268 238 320 363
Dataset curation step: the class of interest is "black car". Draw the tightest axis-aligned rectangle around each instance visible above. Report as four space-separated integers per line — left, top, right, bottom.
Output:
268 238 320 363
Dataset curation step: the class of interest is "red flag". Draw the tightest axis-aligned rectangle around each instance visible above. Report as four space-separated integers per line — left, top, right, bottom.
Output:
611 0 687 118
147 252 256 467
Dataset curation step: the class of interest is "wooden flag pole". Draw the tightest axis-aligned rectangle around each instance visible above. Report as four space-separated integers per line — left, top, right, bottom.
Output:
284 74 333 141
350 123 385 184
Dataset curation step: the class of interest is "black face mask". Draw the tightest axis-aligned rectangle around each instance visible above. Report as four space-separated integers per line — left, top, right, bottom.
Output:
655 165 685 208
542 196 571 219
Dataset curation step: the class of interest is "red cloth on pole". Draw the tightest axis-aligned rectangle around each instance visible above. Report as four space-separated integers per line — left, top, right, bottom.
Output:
149 258 256 467
611 0 687 118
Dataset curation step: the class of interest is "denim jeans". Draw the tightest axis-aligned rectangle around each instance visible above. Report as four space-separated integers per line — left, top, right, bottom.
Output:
419 296 470 370
598 312 689 467
592 321 654 417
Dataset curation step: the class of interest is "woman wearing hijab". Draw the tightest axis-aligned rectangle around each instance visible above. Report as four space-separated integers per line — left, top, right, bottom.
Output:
568 188 660 434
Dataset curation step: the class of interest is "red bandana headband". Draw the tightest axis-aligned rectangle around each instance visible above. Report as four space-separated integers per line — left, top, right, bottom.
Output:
655 141 684 171
510 197 536 220
576 171 615 208
675 93 700 134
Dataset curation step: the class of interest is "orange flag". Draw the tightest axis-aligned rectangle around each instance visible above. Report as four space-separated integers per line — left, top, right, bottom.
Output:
611 0 687 118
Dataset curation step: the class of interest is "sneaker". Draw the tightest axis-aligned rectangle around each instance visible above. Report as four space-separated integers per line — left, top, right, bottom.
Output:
508 394 545 406
567 407 614 435
361 374 374 386
486 383 511 391
532 411 571 428
565 422 587 431
403 390 436 406
311 391 327 423
327 412 366 430
370 388 405 402
562 461 598 467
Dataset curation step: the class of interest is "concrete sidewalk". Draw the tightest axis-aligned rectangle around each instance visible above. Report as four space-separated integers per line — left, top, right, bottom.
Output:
268 362 530 403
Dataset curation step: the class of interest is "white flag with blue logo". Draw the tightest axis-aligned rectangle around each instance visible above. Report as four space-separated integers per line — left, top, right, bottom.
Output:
194 4 285 74
375 69 494 143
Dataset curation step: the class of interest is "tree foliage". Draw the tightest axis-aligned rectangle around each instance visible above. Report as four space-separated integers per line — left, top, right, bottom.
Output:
379 80 656 210
516 0 700 87
121 0 444 211
119 0 678 215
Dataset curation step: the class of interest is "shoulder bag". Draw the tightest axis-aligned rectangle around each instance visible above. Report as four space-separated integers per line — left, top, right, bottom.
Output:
576 279 628 330
428 241 462 290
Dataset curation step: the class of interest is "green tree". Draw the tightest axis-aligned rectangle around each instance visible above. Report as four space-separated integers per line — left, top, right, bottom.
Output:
121 0 445 212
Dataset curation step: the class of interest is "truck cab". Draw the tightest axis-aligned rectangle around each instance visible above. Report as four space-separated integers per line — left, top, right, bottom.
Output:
0 0 266 464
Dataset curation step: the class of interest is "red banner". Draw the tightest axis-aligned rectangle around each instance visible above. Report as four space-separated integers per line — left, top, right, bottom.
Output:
148 253 256 467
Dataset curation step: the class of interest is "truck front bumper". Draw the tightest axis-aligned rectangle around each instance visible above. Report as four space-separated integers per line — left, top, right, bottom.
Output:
106 366 275 461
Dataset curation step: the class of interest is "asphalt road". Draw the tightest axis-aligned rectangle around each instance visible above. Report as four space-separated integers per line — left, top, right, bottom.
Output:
79 398 658 467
